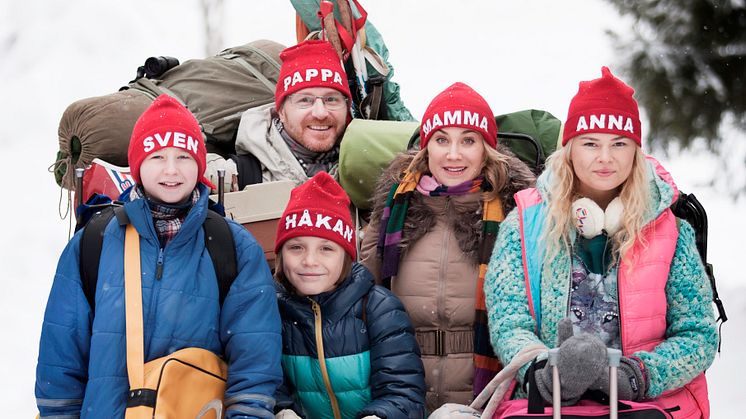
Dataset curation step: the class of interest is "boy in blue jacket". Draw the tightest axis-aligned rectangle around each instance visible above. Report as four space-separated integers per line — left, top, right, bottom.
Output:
273 172 425 419
35 94 282 418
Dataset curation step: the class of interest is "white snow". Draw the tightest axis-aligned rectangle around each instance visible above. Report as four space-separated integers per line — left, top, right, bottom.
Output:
0 0 742 416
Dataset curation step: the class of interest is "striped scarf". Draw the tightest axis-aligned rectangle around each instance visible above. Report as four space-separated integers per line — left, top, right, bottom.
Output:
132 186 199 247
377 172 504 396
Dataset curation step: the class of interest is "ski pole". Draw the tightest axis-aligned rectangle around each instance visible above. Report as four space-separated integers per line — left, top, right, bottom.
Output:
319 1 344 60
339 0 367 102
607 348 622 419
75 167 85 209
336 0 354 37
548 348 561 419
217 169 225 207
350 39 367 101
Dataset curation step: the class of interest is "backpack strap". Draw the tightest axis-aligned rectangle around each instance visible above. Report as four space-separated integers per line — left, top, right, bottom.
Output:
80 207 237 311
204 210 238 306
80 205 123 312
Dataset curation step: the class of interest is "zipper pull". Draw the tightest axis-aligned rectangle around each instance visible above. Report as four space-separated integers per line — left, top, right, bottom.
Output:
310 298 321 316
156 247 164 280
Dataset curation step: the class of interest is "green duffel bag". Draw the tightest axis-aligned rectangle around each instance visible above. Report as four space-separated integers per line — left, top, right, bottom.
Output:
129 39 284 154
54 89 153 190
338 118 419 210
494 109 562 174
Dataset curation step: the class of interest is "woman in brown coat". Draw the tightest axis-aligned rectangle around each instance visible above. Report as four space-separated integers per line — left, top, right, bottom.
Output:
359 82 535 412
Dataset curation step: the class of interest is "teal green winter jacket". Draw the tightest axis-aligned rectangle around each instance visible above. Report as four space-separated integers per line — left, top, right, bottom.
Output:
275 263 425 419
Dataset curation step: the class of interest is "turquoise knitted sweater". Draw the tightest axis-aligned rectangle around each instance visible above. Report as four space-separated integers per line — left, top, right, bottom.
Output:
484 160 718 398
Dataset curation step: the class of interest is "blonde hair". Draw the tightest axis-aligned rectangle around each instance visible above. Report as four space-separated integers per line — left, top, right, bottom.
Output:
543 139 650 265
406 141 512 201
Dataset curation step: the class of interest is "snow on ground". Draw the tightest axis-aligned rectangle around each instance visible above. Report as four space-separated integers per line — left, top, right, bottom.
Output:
0 0 742 416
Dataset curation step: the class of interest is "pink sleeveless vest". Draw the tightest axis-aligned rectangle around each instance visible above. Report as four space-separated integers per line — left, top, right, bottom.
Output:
515 166 710 418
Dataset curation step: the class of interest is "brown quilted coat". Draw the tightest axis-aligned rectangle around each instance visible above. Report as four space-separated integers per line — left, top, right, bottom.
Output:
360 149 534 411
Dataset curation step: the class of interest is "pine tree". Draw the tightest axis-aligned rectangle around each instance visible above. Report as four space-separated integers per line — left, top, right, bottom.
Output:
604 0 746 152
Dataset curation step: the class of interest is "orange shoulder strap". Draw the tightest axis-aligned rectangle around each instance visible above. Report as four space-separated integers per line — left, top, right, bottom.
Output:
124 224 145 389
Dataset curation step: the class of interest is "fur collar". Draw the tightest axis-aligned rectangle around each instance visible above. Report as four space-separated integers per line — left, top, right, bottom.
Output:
370 146 535 263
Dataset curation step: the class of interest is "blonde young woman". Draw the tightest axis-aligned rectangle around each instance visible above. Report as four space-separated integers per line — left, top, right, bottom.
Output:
360 82 535 411
485 67 717 418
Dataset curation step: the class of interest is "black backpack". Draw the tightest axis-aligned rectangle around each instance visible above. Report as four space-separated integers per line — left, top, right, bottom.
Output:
79 205 237 312
670 192 727 327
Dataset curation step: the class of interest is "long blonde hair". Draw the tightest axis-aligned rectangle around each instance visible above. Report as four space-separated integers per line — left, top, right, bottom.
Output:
405 143 512 201
543 139 650 264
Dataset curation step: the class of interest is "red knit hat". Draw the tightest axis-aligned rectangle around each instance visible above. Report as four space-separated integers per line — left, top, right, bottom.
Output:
128 94 215 189
275 40 352 110
420 82 497 149
562 66 642 146
275 171 356 259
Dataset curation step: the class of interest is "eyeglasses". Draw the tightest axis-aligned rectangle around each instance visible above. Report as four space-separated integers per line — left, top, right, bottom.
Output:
287 93 348 110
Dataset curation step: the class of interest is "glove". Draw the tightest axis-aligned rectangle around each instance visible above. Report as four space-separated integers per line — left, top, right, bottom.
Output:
589 356 647 401
427 403 481 418
275 409 302 419
533 318 607 405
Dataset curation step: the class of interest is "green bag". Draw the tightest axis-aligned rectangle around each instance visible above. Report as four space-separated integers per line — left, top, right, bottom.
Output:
54 89 154 190
495 109 561 174
338 119 419 209
130 39 284 152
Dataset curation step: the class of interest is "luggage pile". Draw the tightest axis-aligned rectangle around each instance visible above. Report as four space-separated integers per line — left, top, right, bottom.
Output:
52 39 286 195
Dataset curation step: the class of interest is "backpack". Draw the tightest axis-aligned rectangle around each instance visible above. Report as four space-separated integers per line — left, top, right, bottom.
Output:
53 39 284 191
670 192 728 329
79 204 237 312
128 40 284 155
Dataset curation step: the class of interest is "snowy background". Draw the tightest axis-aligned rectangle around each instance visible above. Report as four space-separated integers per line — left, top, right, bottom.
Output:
1 0 742 416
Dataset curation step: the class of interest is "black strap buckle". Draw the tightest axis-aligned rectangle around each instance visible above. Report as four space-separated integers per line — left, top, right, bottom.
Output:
435 329 446 356
127 388 157 408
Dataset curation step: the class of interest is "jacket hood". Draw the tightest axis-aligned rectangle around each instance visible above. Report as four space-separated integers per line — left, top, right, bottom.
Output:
234 102 308 185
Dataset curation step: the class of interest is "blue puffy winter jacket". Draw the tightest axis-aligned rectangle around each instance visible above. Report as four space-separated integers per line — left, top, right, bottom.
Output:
35 184 282 418
276 263 425 419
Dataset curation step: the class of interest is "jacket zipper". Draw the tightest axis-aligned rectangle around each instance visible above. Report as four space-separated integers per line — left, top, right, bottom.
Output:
156 247 164 280
435 197 451 402
310 299 341 419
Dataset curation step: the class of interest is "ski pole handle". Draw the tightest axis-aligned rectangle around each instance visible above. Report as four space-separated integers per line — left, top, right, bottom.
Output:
217 169 225 207
607 348 622 419
548 348 561 419
75 167 85 209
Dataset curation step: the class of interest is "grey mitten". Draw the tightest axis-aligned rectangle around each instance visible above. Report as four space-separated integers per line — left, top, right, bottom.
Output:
533 318 607 405
590 356 647 401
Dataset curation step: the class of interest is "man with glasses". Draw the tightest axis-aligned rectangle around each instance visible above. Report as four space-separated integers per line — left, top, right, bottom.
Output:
235 40 353 185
